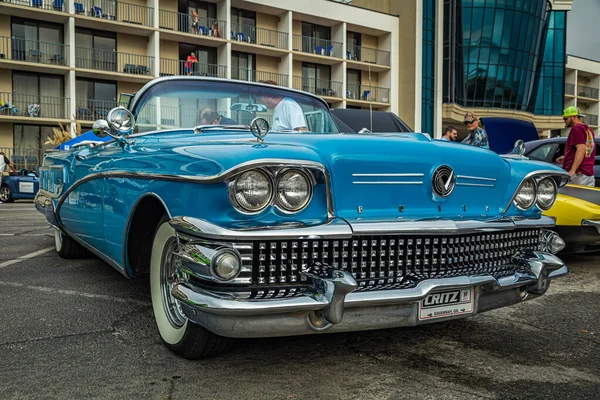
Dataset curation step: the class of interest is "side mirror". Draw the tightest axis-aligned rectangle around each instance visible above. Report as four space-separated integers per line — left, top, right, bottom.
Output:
92 106 135 146
92 119 110 138
513 139 526 156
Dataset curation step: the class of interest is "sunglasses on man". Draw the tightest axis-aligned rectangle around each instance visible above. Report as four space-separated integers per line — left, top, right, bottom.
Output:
464 119 476 125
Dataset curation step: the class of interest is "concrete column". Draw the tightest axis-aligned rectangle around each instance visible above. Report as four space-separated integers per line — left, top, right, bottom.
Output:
148 31 160 77
150 0 159 29
65 17 76 135
218 0 231 79
434 0 444 138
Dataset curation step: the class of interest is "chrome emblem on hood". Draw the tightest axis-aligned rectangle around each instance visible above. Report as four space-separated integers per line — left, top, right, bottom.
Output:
432 165 455 197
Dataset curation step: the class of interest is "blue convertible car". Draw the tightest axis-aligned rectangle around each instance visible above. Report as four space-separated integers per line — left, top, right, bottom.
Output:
36 77 570 359
1 170 39 203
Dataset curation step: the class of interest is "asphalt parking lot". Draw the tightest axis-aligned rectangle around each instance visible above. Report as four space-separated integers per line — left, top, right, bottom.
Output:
0 202 599 400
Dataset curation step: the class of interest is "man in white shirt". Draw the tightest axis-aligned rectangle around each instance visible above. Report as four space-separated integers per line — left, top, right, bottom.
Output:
0 151 15 202
260 81 307 132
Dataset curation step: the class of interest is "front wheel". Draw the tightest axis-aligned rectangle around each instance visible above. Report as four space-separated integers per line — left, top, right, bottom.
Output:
55 229 89 259
0 185 14 203
150 217 235 359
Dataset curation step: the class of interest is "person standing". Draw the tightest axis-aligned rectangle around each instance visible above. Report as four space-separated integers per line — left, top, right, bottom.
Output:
461 111 489 149
184 52 197 76
440 126 457 142
0 151 15 203
260 80 307 132
556 106 596 186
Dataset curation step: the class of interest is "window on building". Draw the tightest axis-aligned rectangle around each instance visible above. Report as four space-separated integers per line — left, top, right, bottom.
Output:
75 28 116 71
182 0 216 20
231 7 256 27
11 18 63 62
231 51 256 81
301 63 331 96
13 125 55 157
346 69 361 99
301 22 331 53
12 73 64 119
179 44 217 75
421 0 436 135
76 79 117 119
347 31 361 60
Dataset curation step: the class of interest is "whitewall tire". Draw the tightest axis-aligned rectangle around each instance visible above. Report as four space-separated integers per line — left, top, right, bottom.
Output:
54 228 89 259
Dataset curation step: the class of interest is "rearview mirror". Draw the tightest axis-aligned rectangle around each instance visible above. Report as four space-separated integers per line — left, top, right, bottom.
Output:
230 103 268 113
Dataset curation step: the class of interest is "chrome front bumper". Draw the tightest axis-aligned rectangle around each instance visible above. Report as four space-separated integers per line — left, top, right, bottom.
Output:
169 216 568 338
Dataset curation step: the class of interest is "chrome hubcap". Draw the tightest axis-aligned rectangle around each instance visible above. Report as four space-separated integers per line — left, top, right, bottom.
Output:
0 187 10 201
161 238 186 328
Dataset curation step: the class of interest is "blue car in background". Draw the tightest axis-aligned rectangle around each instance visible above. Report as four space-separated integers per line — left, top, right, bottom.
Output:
1 169 39 203
36 76 571 359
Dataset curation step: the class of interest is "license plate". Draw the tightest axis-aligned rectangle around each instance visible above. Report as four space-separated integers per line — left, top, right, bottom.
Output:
19 182 34 194
419 288 474 321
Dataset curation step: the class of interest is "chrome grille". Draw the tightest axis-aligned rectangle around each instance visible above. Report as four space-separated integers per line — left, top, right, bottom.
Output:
252 229 540 292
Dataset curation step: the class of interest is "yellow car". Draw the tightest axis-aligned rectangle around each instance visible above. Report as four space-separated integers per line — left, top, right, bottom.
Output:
546 184 600 253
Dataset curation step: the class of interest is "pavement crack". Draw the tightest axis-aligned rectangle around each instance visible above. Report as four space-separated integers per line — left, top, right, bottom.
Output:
0 328 114 347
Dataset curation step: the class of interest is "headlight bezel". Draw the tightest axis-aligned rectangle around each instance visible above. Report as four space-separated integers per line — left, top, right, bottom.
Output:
274 168 314 213
514 178 537 210
228 168 274 214
535 177 558 210
508 172 565 213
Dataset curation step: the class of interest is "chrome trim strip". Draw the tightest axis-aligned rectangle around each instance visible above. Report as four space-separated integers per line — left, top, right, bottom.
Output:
582 219 600 226
352 181 423 185
455 183 495 187
502 170 570 214
169 215 555 241
456 175 497 182
351 173 425 177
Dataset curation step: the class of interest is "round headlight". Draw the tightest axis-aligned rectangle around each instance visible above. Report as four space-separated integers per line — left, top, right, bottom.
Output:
536 177 557 210
514 178 536 210
211 249 241 281
276 170 312 212
231 169 273 212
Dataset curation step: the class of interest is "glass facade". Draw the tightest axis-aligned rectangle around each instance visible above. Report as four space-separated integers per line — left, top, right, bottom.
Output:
443 0 556 113
422 0 436 135
534 11 566 115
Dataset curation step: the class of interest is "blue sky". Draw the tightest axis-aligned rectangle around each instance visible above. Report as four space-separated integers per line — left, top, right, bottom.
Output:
566 0 600 61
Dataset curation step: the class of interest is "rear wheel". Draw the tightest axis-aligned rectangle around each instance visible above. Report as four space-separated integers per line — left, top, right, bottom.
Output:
0 185 14 203
55 229 89 259
150 215 235 359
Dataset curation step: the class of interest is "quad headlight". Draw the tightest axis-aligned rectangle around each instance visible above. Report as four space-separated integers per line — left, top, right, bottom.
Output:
275 169 313 212
535 177 558 210
230 169 273 213
514 178 537 210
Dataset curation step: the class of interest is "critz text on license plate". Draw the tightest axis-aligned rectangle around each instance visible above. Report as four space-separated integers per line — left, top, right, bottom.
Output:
419 288 474 320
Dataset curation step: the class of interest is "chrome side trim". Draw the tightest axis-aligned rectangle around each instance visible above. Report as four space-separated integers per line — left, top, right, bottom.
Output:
502 170 570 214
352 173 425 177
455 183 495 187
169 215 556 241
456 175 497 182
352 181 423 185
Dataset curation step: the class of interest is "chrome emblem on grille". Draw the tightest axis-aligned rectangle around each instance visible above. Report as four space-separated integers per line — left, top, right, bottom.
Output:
432 165 456 197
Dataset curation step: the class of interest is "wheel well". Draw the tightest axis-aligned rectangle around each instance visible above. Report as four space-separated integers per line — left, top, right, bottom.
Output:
126 195 168 277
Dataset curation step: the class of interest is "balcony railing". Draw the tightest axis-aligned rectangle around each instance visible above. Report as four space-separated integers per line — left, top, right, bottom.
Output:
0 36 69 66
292 76 342 98
74 0 154 27
565 83 575 96
346 45 391 66
76 99 118 121
159 10 225 38
159 58 226 78
0 147 45 171
233 68 288 87
0 92 70 119
76 47 153 75
578 85 600 99
346 84 390 103
0 0 68 12
230 23 288 50
589 114 599 126
292 35 343 59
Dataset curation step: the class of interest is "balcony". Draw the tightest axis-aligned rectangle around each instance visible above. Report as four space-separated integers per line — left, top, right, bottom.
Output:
230 23 288 50
232 68 288 87
0 36 69 67
0 92 70 120
292 35 343 60
346 45 391 67
159 10 225 39
346 84 390 103
74 0 154 27
292 76 342 98
0 0 68 13
0 147 45 171
76 99 118 121
76 48 154 75
160 58 226 78
589 114 599 126
578 85 600 100
565 83 575 96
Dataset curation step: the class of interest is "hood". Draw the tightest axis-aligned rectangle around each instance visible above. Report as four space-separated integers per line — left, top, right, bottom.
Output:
482 117 540 154
128 131 515 220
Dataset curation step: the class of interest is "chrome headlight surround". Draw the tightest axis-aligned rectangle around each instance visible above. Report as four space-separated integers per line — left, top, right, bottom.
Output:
535 177 558 210
228 169 274 214
274 169 314 213
514 178 537 210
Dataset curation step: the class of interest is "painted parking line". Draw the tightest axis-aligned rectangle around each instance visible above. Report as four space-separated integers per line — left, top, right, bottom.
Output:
0 246 55 269
0 280 151 307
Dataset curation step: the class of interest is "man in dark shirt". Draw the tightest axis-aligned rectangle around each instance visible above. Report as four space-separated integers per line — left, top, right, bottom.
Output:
556 106 596 186
199 108 238 126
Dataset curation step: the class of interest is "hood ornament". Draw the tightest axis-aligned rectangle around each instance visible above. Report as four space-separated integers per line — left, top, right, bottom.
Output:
250 117 270 143
432 165 456 198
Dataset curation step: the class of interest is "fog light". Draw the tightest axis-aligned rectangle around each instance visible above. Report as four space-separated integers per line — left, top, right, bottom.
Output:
540 230 565 254
211 249 241 281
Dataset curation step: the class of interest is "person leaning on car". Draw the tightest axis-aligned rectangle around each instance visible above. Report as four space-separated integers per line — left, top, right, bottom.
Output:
440 126 458 142
260 80 307 132
0 151 15 200
461 111 489 149
555 106 596 187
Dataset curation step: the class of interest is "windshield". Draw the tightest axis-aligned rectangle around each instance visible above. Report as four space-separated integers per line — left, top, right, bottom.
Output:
132 79 340 134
